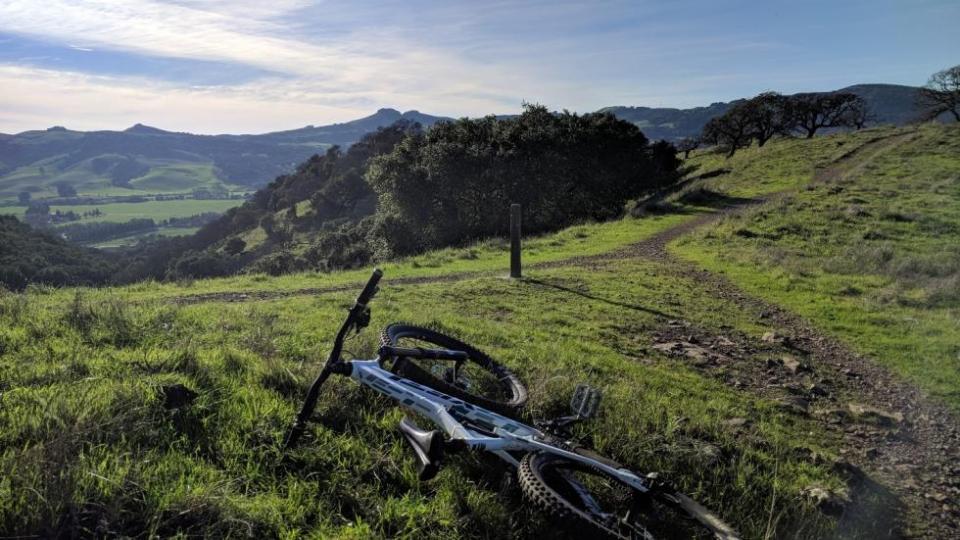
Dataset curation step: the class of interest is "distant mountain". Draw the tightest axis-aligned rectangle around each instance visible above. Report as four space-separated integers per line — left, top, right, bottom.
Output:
599 101 742 142
0 109 448 202
602 83 928 141
837 84 923 126
0 85 932 202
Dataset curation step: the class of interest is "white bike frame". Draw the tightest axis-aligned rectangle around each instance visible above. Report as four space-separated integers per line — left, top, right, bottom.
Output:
348 359 650 493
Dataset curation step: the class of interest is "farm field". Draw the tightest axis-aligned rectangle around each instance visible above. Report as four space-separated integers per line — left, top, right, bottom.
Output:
0 156 241 202
2 199 243 225
1 124 958 539
92 227 202 249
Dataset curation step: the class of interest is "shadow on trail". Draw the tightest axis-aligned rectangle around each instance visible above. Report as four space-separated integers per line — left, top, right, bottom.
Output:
675 188 760 209
834 471 905 539
524 278 679 320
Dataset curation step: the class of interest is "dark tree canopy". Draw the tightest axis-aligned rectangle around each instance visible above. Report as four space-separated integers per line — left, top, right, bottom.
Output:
0 215 117 290
675 137 700 159
55 183 78 198
918 65 960 122
787 92 867 138
701 104 754 157
366 105 681 257
742 92 791 146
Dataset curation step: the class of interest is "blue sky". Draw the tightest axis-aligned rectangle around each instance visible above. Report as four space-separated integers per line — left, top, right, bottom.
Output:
0 0 957 134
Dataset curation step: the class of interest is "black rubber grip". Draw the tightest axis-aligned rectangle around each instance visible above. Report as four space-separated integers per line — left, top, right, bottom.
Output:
379 345 469 361
357 268 383 305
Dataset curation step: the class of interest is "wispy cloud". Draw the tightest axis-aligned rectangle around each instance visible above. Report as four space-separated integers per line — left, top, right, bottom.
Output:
0 0 955 133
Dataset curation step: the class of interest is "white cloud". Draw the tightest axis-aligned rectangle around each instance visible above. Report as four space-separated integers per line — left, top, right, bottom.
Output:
0 0 541 131
0 0 847 132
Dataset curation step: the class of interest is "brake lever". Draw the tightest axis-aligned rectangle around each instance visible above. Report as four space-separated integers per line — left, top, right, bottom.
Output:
352 306 371 334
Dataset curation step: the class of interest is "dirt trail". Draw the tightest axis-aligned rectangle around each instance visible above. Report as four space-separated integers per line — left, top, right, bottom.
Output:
630 130 959 539
165 131 958 536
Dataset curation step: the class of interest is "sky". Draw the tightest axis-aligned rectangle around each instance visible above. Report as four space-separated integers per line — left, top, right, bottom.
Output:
0 0 957 134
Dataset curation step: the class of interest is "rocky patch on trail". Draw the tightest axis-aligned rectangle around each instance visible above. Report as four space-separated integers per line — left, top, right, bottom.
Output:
646 319 960 537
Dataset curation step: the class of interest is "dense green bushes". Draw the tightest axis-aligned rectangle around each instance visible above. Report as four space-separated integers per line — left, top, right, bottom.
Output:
0 215 117 290
366 105 680 256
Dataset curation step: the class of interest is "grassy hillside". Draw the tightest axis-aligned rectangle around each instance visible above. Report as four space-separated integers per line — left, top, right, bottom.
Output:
675 123 960 407
1 124 957 538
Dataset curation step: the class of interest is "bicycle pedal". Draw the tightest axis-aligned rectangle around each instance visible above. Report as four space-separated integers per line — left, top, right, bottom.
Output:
570 384 602 419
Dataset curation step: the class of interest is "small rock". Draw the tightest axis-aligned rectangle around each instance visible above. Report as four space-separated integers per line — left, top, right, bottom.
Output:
762 331 786 344
841 368 860 378
759 311 772 319
714 336 736 347
779 396 810 414
723 417 751 429
807 383 830 397
847 403 904 427
694 442 723 466
931 493 949 503
782 355 811 375
782 382 807 395
802 486 849 517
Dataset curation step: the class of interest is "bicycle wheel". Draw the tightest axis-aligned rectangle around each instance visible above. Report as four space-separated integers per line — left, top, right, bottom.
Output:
380 324 527 417
518 452 739 540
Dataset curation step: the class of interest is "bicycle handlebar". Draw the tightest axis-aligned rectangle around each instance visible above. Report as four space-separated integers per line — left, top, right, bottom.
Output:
356 268 383 306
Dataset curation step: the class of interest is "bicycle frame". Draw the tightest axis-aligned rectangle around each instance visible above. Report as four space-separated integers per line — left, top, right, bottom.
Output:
345 357 651 494
283 267 650 493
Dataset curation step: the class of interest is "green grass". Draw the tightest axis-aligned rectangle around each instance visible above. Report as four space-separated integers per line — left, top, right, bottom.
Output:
3 125 955 538
0 258 845 538
100 210 702 303
91 227 200 249
675 123 960 407
0 155 241 201
683 126 911 198
129 163 225 192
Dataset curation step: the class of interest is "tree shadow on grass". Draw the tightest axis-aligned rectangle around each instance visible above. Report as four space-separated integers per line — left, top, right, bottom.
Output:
524 278 679 320
676 188 760 209
834 470 906 540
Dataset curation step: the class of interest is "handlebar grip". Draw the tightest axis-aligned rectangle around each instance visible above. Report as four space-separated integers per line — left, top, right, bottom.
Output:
356 268 383 305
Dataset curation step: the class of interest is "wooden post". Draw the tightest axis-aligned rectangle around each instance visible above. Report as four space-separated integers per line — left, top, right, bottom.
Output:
510 203 521 278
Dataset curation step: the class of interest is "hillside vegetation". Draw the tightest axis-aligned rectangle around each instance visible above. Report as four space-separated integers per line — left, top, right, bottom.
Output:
676 123 960 406
115 106 681 283
2 124 957 538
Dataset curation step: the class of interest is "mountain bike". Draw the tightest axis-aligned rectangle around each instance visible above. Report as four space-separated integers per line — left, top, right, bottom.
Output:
284 269 739 539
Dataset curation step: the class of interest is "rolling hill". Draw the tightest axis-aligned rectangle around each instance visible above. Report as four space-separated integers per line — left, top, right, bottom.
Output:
0 109 448 202
0 84 936 204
